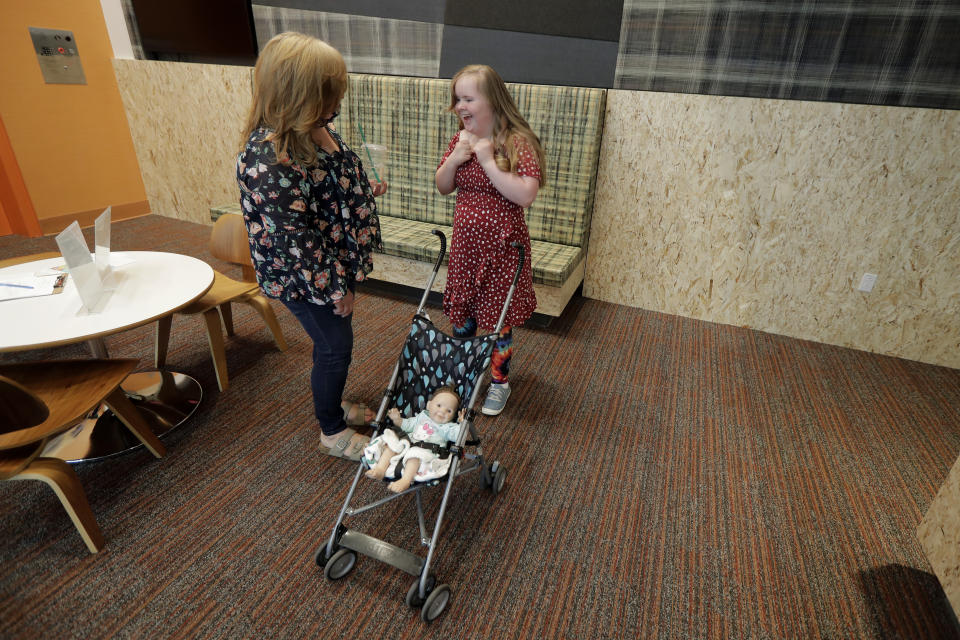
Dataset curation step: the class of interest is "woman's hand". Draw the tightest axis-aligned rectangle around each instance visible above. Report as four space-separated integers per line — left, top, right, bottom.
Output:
369 179 388 197
333 289 354 317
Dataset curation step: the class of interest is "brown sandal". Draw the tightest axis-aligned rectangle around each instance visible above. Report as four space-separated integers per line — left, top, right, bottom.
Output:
323 428 369 461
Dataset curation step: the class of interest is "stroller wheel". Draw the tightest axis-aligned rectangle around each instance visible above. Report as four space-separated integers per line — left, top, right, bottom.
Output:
491 463 506 496
420 584 451 623
324 549 357 581
313 544 333 567
483 461 501 489
405 574 436 609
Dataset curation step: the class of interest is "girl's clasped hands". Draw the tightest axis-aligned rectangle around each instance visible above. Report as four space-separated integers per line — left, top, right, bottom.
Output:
450 131 497 170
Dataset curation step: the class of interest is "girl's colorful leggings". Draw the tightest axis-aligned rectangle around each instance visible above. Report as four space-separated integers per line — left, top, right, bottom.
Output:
453 319 512 384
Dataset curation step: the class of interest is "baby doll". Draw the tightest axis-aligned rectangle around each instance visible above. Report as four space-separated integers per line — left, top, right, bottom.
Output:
363 386 466 492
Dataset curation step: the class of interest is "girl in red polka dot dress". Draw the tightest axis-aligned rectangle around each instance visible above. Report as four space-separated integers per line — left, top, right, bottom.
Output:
436 65 546 416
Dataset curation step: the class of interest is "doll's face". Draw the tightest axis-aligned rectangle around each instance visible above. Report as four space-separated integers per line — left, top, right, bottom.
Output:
427 391 459 424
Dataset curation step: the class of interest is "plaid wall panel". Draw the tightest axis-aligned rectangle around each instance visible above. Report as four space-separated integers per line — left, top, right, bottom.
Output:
615 0 960 109
337 74 606 248
122 1 960 108
124 1 960 109
252 5 441 77
253 0 446 23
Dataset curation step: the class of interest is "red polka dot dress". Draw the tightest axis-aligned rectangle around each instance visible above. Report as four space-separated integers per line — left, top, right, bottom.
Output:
440 132 539 330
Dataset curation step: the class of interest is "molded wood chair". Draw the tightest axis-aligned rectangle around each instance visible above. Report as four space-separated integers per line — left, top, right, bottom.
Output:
0 359 167 553
154 213 287 392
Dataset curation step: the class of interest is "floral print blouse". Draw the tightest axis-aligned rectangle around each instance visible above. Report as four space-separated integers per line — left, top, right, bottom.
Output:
237 126 382 306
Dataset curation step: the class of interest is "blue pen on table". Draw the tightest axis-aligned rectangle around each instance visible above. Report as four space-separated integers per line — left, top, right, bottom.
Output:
356 122 382 183
0 282 34 289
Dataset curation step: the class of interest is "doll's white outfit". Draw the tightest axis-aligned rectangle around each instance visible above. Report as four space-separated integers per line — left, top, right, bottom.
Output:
363 410 462 482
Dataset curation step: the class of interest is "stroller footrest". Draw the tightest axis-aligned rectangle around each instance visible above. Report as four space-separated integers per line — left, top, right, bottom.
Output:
339 530 424 577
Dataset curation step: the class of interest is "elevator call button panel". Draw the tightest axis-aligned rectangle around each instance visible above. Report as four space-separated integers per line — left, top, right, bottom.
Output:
29 27 87 85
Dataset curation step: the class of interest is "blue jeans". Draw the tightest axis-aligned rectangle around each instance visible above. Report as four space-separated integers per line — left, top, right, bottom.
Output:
283 300 352 436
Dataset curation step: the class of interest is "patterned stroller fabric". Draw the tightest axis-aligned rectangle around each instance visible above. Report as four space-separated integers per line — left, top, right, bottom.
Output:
392 315 497 417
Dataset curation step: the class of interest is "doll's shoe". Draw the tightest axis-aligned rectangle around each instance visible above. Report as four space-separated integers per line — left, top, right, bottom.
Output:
481 382 510 416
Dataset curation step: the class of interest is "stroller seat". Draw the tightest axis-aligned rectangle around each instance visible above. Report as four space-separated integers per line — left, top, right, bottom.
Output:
392 314 496 417
365 313 494 483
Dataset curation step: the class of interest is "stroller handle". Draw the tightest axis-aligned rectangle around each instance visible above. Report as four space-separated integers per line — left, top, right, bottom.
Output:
509 241 526 287
413 230 447 316
431 229 447 271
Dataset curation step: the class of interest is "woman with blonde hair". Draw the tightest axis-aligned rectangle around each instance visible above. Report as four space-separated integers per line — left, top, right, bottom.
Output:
238 32 385 459
435 64 545 416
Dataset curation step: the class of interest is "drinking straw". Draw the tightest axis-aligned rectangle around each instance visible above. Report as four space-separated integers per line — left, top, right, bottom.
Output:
356 123 382 182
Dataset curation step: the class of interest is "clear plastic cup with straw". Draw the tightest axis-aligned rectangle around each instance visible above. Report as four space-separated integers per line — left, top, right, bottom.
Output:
361 143 388 182
357 122 387 184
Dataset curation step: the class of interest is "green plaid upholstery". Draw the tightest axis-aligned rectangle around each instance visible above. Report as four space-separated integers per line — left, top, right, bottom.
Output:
529 239 584 288
212 205 581 287
378 216 582 288
216 73 602 292
338 74 606 248
507 82 606 248
336 75 457 229
378 215 448 262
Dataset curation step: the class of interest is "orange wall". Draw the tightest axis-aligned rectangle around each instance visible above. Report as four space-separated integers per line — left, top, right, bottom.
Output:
0 0 149 233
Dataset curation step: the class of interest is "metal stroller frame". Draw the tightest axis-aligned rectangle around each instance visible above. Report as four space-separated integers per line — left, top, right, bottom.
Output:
315 230 524 623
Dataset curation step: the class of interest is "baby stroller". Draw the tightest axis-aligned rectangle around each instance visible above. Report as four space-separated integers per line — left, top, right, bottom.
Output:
315 230 522 623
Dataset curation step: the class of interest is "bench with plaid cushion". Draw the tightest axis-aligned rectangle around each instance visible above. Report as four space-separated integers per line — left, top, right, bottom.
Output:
213 73 606 317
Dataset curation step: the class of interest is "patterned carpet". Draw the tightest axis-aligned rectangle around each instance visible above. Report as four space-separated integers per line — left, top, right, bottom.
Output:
1 215 959 639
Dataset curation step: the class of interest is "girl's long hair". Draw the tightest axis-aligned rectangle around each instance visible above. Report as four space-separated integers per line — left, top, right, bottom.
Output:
448 65 547 186
240 32 347 167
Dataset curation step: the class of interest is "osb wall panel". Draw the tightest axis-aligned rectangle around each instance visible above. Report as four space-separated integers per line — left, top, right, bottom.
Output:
112 59 251 225
586 90 960 369
918 453 960 619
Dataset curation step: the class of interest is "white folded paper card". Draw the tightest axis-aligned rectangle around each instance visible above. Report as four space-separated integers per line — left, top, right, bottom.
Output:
56 220 104 311
0 273 67 301
95 206 112 280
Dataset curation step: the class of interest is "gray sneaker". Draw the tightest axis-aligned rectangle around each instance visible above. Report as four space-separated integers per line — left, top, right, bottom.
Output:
481 382 511 416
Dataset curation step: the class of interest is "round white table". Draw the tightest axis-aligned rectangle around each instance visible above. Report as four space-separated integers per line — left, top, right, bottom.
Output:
0 251 215 461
